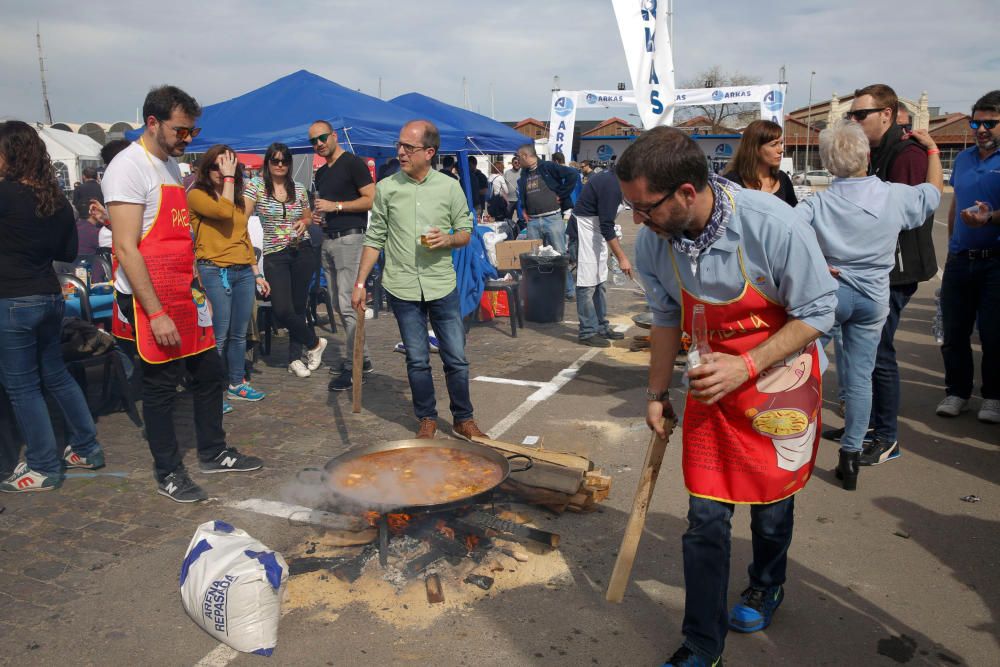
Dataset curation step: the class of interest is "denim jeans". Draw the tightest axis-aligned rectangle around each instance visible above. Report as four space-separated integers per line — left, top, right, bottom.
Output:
321 234 369 370
526 212 575 297
199 263 256 386
263 246 319 364
870 282 918 442
940 254 1000 400
0 294 100 476
388 288 473 422
682 495 795 659
576 282 610 339
821 282 890 452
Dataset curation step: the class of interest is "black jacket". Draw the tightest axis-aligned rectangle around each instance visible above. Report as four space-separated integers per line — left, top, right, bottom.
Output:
869 124 938 286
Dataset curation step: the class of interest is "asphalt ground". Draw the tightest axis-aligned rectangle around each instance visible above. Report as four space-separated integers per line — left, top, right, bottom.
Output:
0 191 996 667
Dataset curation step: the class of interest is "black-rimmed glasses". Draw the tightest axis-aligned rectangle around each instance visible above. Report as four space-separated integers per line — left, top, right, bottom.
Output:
623 189 676 218
970 119 999 131
395 141 428 154
843 108 887 122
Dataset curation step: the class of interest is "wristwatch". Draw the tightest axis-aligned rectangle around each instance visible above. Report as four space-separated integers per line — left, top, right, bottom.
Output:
645 388 670 401
335 202 343 213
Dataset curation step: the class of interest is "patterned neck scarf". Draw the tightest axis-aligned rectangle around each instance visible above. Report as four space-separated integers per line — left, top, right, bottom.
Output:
670 174 741 270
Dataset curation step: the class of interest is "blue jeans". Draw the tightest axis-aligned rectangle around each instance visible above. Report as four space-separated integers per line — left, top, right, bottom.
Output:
526 212 575 297
870 282 917 442
576 282 609 339
0 294 100 476
388 288 473 422
821 283 890 452
199 263 256 386
940 254 1000 400
682 495 795 659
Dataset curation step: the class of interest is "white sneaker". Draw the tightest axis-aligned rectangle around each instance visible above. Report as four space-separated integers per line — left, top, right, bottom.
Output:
303 338 328 371
936 395 969 417
288 360 311 378
978 399 1000 424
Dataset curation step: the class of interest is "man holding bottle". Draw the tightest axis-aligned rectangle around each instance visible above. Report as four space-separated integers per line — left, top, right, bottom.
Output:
619 127 837 667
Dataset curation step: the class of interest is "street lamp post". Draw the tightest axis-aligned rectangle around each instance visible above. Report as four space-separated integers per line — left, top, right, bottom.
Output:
804 71 815 171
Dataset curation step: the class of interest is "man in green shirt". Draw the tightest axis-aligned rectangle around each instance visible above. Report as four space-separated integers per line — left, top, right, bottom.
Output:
352 120 487 441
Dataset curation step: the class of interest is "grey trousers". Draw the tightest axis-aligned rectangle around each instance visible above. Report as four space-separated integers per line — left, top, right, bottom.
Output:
320 234 370 370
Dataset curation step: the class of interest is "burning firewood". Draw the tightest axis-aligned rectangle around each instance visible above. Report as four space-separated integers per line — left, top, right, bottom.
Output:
464 574 494 591
425 574 445 603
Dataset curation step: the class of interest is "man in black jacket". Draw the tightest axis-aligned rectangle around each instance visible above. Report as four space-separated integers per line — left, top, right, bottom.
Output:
72 167 103 219
835 83 937 466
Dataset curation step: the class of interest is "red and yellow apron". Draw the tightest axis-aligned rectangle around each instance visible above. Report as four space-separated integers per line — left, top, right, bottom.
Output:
673 246 822 504
112 139 215 364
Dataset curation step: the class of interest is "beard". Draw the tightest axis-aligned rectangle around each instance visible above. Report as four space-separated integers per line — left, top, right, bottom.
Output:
155 127 186 157
976 134 999 152
644 207 696 239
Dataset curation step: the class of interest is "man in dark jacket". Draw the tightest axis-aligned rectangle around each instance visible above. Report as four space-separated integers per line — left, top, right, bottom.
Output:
515 143 580 300
834 83 937 466
72 167 104 220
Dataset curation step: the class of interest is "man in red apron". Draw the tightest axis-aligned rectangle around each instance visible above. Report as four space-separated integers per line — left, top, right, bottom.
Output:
619 128 838 667
102 86 263 503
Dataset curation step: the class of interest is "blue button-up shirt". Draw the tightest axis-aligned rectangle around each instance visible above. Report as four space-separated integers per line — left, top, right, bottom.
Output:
950 146 1000 253
636 188 837 333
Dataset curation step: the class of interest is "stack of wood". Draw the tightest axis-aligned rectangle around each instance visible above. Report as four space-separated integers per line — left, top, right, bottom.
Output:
471 435 611 514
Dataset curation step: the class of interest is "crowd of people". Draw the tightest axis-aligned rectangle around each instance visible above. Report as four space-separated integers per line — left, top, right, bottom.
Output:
0 79 996 666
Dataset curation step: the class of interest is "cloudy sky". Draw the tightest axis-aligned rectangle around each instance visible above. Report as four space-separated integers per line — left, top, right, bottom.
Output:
0 0 992 126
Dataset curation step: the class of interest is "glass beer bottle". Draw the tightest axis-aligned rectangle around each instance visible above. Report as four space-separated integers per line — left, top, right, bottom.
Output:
687 304 712 369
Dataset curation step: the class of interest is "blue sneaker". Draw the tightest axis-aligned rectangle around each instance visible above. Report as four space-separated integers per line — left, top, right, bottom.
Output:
222 401 234 415
662 645 723 666
728 585 784 633
227 382 265 402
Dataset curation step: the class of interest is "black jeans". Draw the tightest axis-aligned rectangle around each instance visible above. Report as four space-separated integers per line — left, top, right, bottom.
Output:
682 495 795 659
116 293 227 481
263 246 319 363
940 253 1000 400
870 282 918 442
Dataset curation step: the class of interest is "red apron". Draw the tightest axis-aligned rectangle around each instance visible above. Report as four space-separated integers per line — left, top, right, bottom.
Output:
112 142 215 364
673 247 822 504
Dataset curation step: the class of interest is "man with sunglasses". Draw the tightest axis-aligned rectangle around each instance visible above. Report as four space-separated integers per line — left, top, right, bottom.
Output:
937 90 1000 424
825 84 938 467
308 121 376 392
102 85 263 503
621 127 837 667
352 120 486 442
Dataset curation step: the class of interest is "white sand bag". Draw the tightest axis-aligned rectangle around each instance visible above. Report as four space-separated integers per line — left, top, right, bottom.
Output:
179 520 287 656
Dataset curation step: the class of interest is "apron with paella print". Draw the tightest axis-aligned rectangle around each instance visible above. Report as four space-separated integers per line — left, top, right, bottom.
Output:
672 246 822 504
112 139 215 364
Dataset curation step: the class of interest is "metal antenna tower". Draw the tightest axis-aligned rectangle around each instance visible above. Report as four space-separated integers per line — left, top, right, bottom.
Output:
36 23 53 124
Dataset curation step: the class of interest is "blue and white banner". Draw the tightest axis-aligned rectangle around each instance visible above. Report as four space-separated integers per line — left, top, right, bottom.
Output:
547 91 579 158
576 90 638 108
613 0 675 128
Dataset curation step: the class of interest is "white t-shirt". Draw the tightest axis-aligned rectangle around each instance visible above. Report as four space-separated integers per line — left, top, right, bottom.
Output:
98 225 112 249
100 141 184 293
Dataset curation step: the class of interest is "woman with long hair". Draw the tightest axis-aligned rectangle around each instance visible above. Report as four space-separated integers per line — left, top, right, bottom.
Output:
725 120 798 206
188 145 271 413
0 120 106 492
243 143 326 377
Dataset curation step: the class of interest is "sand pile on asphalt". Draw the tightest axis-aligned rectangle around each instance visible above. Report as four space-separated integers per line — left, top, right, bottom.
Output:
283 522 572 629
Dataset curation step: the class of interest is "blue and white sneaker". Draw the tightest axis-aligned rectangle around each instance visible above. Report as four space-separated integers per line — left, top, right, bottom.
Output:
1 462 62 493
222 401 234 415
227 382 266 402
63 445 106 470
662 645 723 666
728 585 784 633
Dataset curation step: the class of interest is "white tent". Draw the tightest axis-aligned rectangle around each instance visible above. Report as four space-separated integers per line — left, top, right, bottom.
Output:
36 125 103 190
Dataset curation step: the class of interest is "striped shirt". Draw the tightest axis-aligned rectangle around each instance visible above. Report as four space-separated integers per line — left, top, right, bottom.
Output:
243 177 309 255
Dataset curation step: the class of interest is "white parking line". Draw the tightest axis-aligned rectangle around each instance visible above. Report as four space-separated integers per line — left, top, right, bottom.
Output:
193 644 239 667
472 376 548 388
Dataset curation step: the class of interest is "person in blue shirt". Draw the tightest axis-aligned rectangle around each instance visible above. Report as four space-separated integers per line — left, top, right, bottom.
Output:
795 120 943 483
937 90 1000 424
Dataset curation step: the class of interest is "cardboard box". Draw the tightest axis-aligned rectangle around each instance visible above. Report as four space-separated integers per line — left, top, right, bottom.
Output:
494 239 542 271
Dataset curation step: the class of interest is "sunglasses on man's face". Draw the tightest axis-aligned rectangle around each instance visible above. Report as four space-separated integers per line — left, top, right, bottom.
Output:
844 108 888 122
170 125 201 140
269 158 289 166
309 133 332 146
969 119 999 131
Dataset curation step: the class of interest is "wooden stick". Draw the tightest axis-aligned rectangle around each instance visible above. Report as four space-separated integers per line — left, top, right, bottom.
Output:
471 435 593 472
605 418 675 603
352 304 365 413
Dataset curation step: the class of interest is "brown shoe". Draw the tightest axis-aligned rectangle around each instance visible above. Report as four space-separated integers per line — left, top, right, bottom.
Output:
416 418 437 439
452 419 487 442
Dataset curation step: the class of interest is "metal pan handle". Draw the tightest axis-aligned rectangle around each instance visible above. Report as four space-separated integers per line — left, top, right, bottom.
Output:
506 454 533 473
296 467 327 485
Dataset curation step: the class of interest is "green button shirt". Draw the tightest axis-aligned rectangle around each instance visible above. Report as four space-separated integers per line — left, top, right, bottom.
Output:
364 168 473 302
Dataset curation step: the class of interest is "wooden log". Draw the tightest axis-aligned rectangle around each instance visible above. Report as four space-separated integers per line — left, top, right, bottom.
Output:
499 478 571 513
471 435 593 472
425 574 445 604
605 418 676 603
351 304 365 413
509 459 584 495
